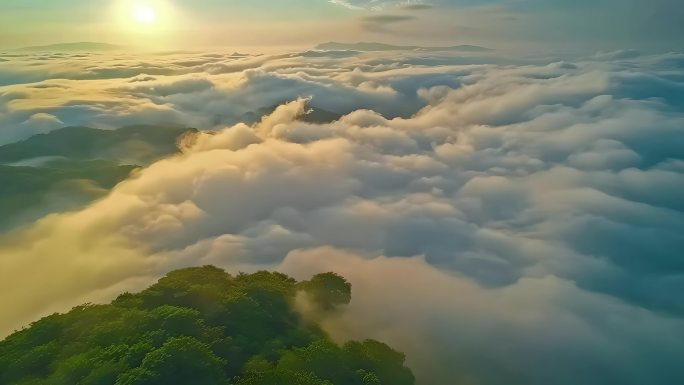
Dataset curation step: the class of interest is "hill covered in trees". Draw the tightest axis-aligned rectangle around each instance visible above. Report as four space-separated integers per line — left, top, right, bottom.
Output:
0 125 194 232
0 266 415 385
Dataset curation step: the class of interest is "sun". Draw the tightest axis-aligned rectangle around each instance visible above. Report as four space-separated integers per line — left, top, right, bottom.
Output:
132 3 157 25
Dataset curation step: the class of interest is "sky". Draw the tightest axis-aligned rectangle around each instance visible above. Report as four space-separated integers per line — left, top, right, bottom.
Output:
1 2 684 385
1 0 683 51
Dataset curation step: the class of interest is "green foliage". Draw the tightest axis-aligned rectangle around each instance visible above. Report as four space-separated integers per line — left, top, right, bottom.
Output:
299 272 352 310
115 337 227 385
0 266 414 385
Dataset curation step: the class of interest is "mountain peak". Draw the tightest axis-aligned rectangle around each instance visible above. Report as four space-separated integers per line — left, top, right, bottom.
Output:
14 42 125 52
314 41 492 52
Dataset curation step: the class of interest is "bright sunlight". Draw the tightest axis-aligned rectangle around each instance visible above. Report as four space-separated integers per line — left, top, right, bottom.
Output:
109 0 177 47
132 3 157 25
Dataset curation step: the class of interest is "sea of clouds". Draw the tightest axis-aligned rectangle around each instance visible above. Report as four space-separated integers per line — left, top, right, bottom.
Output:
1 47 683 384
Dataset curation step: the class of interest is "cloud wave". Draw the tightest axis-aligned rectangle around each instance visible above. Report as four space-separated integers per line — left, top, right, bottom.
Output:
1 48 684 384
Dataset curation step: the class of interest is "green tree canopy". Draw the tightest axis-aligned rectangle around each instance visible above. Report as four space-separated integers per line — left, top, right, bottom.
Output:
299 272 352 310
0 266 414 385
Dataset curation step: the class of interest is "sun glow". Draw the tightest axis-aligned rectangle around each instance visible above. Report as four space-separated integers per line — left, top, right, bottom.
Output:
132 4 157 25
110 0 183 49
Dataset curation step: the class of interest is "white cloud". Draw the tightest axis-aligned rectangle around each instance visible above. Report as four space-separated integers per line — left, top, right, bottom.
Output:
279 248 684 385
329 0 417 11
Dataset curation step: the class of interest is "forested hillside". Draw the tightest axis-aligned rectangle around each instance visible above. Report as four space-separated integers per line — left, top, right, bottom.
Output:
0 266 415 385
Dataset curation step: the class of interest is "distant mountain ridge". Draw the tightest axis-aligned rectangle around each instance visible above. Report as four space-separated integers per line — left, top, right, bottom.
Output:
13 42 125 52
0 125 194 232
315 42 492 52
0 125 195 165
